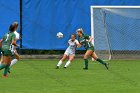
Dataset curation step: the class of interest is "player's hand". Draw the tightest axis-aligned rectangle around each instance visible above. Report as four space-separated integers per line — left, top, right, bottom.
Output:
86 40 90 42
77 44 82 48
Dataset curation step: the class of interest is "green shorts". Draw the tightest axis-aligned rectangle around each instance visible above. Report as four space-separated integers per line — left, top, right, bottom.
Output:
86 46 94 51
2 50 12 56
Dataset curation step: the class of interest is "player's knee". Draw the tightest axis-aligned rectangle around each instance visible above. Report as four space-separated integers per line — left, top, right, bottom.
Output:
15 54 20 60
84 55 88 59
69 58 73 62
61 58 65 61
93 56 98 60
16 58 20 61
16 56 20 60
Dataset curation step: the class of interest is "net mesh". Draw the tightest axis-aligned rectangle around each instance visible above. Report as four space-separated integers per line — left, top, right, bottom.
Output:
92 8 140 60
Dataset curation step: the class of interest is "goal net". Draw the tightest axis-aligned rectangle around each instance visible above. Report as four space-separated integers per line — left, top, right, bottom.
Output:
91 6 140 60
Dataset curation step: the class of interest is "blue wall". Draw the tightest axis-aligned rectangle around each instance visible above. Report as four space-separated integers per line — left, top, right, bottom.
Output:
0 0 20 38
0 0 140 50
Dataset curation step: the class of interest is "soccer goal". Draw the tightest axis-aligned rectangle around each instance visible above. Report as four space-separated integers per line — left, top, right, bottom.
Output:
90 6 140 60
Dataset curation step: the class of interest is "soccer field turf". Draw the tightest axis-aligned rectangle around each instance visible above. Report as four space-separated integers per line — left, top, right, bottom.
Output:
0 59 140 93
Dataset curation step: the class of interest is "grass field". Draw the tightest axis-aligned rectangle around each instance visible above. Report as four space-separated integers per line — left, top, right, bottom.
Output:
0 59 140 93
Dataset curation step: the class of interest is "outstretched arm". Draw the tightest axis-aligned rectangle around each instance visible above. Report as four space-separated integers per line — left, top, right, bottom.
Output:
77 44 82 48
88 36 93 42
75 40 82 48
86 36 93 42
11 38 18 47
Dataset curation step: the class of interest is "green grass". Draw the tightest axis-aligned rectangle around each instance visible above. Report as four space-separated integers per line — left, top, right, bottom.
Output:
0 59 140 93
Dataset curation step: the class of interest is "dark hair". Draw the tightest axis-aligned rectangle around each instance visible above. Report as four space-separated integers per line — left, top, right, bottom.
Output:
71 34 76 38
9 24 15 32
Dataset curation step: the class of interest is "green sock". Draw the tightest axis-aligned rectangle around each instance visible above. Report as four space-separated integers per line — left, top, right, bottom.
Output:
8 67 10 72
84 59 88 68
96 58 106 65
3 65 10 76
0 64 6 70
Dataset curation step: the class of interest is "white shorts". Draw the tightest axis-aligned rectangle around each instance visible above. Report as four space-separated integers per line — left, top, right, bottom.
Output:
64 48 75 56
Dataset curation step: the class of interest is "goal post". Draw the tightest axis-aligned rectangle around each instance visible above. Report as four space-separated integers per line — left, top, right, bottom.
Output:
90 6 140 60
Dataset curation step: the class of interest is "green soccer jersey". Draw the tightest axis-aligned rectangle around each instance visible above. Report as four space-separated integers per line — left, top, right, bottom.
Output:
78 34 94 50
2 32 15 51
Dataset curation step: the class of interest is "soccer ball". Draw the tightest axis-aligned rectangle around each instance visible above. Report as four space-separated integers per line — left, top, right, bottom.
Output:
57 32 63 38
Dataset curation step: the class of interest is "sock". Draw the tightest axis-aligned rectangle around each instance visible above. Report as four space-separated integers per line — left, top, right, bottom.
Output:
10 59 18 67
96 58 106 65
57 60 63 67
0 64 6 70
84 59 88 68
64 60 71 68
3 65 10 76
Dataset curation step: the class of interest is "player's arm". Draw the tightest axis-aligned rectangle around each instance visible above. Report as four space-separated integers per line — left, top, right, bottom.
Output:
85 35 93 42
0 39 3 47
75 40 81 48
88 36 93 42
11 39 17 46
11 35 18 47
68 39 71 45
77 44 82 48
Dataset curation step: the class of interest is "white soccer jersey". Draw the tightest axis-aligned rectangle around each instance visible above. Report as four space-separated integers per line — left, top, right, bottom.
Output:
11 31 20 54
14 31 20 40
64 39 79 56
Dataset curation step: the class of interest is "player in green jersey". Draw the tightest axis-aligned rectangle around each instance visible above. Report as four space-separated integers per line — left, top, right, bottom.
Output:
0 24 17 78
76 28 109 70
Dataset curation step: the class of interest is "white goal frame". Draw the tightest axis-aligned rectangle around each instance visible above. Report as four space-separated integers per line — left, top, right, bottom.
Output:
90 6 140 60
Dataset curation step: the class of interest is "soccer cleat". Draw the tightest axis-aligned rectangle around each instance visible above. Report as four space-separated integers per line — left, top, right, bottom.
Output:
105 63 109 70
64 67 67 69
56 66 59 69
2 75 8 78
83 68 88 70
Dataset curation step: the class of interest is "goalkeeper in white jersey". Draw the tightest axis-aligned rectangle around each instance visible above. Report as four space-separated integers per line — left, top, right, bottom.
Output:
56 34 80 69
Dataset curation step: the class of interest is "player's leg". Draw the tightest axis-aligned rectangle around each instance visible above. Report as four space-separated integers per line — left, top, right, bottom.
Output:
0 48 2 63
56 54 68 68
8 49 20 73
10 51 20 67
0 52 6 70
0 54 3 64
0 51 3 63
83 50 93 70
91 52 109 69
0 56 6 70
64 55 74 68
2 56 11 77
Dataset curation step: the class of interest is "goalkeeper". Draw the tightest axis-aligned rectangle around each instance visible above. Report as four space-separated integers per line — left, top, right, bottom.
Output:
76 28 109 70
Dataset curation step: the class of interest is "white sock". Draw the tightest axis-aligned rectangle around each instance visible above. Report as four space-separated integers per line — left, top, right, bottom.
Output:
10 59 18 67
64 60 71 68
57 60 63 67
